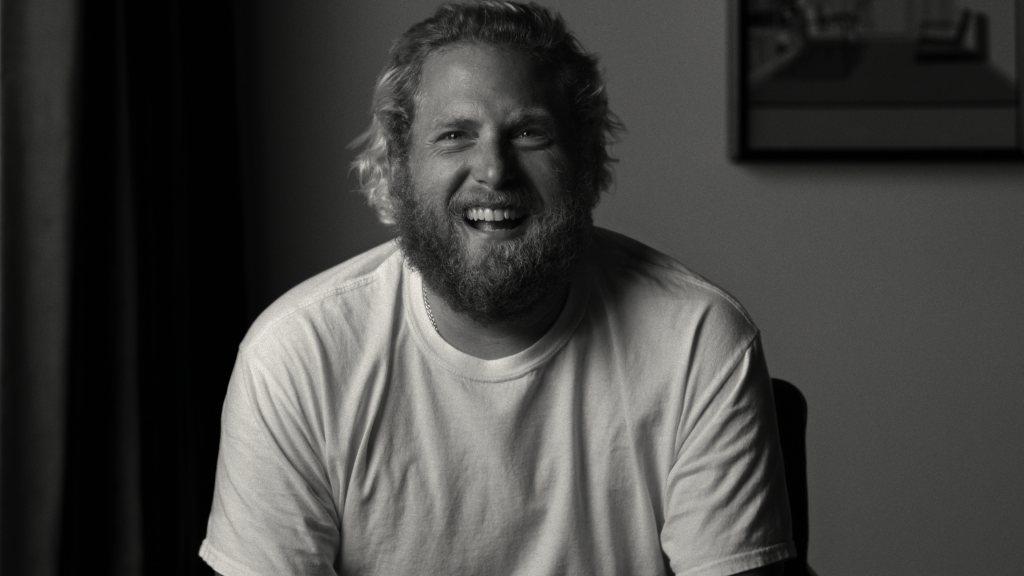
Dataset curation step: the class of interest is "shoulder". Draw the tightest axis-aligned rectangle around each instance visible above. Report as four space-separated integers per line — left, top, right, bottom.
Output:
240 239 404 357
589 227 758 343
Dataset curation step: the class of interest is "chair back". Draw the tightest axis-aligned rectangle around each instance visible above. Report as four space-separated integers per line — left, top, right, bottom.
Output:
772 378 810 576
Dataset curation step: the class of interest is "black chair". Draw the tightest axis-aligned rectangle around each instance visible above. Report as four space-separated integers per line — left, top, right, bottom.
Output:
772 378 812 576
664 378 813 576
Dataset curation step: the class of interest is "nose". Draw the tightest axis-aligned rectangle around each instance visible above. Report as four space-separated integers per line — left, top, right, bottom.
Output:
471 137 515 189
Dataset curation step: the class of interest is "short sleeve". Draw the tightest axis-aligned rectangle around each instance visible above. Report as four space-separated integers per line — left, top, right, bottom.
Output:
200 350 340 576
661 335 796 576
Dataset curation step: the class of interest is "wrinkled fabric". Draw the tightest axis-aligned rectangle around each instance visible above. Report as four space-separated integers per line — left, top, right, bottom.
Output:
200 228 795 576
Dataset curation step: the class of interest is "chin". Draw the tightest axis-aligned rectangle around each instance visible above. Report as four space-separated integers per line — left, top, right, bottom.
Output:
391 165 595 323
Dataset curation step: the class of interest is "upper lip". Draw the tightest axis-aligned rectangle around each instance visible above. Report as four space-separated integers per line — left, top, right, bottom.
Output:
462 207 530 224
455 201 534 219
454 188 533 212
463 203 524 211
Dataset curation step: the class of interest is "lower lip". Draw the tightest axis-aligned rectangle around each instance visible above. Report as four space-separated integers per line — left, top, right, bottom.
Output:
462 216 530 239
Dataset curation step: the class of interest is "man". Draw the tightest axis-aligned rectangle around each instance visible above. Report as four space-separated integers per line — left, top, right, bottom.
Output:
200 2 795 575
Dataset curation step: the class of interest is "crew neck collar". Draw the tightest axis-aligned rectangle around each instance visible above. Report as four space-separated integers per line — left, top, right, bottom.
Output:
404 255 592 383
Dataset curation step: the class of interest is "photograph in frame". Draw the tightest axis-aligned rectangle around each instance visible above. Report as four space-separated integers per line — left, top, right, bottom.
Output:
730 0 1024 159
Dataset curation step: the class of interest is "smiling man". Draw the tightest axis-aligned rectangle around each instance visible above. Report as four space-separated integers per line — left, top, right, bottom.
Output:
200 2 795 575
392 39 591 359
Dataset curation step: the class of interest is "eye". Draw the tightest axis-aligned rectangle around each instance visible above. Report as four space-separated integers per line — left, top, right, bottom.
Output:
434 131 473 151
512 127 551 149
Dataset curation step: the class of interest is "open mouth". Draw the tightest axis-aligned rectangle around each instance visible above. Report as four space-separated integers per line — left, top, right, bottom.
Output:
464 207 529 232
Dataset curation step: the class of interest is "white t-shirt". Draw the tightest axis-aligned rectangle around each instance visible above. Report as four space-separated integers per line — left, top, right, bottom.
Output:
200 228 795 576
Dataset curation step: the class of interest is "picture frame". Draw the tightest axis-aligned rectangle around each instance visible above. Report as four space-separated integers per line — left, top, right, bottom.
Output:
729 0 1024 160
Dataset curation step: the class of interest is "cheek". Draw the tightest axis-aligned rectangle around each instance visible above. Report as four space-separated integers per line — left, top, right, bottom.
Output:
521 153 573 199
410 155 467 200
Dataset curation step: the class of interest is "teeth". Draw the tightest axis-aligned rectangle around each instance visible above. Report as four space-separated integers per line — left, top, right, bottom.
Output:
465 207 523 221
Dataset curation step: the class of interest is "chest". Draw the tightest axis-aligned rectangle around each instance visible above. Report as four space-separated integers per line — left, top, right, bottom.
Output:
332 356 677 575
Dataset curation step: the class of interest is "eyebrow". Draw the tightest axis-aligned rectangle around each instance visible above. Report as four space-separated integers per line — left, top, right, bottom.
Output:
426 107 558 131
428 116 477 132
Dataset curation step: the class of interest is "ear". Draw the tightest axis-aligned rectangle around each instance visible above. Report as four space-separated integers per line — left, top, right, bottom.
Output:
375 186 397 225
374 161 400 225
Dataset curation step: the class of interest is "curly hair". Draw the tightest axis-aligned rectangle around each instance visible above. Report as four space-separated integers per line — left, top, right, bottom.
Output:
350 1 623 224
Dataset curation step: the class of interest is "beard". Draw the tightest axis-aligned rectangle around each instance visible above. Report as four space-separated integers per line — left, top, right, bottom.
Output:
390 161 594 326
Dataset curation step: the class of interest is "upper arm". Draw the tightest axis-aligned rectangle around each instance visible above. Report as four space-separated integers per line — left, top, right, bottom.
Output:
660 336 795 574
200 351 340 575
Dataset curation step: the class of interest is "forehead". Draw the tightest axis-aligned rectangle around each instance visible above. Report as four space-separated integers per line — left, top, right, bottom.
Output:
413 43 565 128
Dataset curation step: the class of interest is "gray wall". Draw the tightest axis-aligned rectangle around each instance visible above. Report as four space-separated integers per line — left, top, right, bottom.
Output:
238 2 1024 574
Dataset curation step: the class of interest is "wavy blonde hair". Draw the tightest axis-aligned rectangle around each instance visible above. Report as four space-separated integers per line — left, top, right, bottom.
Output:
350 1 623 224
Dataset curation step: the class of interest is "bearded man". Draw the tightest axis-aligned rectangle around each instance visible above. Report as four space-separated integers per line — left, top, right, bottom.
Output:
200 2 795 575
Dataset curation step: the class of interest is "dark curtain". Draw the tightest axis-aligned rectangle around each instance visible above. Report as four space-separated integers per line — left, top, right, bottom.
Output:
1 0 247 574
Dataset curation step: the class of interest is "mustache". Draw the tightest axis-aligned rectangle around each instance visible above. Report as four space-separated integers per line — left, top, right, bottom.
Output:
448 188 538 216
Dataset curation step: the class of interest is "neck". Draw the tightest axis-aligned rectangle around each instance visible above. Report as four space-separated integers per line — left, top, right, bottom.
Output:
422 281 570 360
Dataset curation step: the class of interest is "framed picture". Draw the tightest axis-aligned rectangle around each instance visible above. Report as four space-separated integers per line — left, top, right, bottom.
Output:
730 0 1024 159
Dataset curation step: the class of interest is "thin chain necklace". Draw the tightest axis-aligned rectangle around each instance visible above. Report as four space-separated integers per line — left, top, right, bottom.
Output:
423 282 573 337
422 285 440 333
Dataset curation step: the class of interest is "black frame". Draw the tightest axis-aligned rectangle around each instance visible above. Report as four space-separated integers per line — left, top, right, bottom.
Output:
730 0 1024 160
